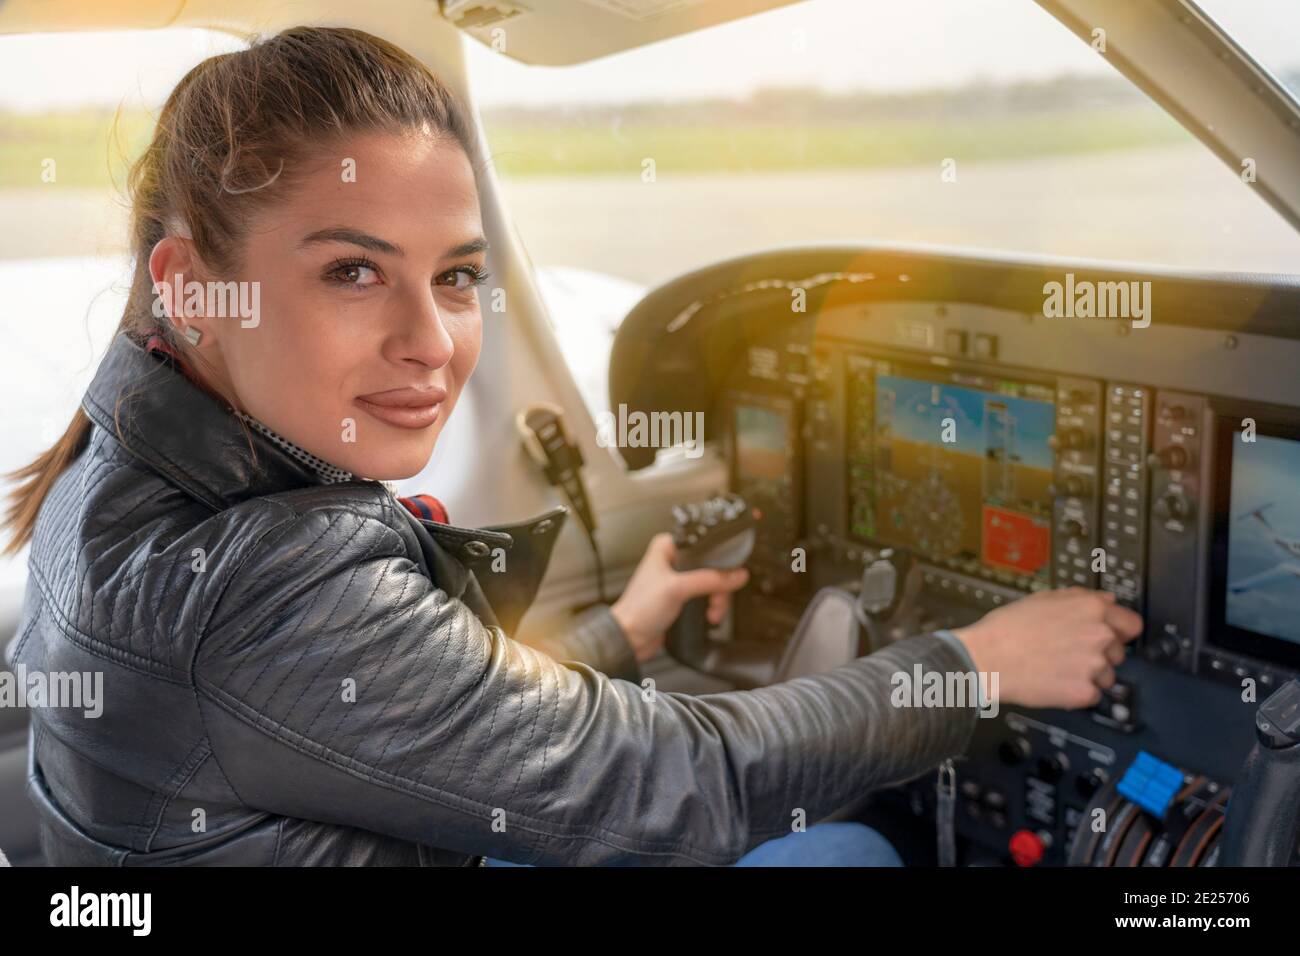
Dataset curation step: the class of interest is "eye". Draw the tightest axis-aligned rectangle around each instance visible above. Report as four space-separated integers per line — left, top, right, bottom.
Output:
324 257 382 288
437 265 491 292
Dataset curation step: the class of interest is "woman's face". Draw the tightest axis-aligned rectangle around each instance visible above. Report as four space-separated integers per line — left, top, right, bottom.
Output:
156 130 487 481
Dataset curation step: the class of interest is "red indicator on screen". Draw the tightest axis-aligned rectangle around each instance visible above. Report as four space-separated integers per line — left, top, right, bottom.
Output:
982 506 1050 574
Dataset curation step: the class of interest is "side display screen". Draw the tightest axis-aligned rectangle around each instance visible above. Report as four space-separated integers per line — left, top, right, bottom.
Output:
729 394 801 596
1210 418 1300 671
734 404 791 484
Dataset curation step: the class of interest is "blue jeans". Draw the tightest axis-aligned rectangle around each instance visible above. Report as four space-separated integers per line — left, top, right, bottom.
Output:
483 821 903 867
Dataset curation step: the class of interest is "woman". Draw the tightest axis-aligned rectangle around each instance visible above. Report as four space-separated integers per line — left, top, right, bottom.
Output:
1 26 1138 867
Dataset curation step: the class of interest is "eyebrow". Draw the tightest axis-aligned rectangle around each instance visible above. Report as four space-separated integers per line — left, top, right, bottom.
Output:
298 227 489 259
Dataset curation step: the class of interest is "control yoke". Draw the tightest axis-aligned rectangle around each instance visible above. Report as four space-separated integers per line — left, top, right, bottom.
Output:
666 493 758 670
1220 679 1300 866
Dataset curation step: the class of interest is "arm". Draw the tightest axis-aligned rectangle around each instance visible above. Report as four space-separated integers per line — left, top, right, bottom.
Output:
476 528 752 686
193 504 979 866
511 603 641 683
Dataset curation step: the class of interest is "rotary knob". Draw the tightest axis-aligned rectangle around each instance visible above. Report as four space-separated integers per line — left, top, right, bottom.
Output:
1062 475 1089 497
1052 428 1091 451
1061 517 1088 540
1147 445 1192 471
1144 633 1181 662
999 736 1032 766
1156 489 1193 522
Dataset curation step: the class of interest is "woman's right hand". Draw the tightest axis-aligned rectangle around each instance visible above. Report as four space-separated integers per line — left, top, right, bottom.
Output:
610 532 750 663
949 587 1142 710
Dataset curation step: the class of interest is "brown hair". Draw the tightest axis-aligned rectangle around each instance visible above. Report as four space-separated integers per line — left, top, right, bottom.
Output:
2 25 479 555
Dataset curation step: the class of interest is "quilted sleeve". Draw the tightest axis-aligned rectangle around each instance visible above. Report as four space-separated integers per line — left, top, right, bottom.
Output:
193 505 980 865
513 603 640 683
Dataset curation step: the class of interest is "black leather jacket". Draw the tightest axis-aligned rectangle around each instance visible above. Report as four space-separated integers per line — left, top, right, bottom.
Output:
6 331 979 866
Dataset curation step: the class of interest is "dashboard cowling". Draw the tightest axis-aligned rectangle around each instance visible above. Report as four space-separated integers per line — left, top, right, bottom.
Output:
608 243 1300 470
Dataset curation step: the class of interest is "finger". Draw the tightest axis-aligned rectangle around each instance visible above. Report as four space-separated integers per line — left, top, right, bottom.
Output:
1085 622 1117 647
1091 662 1117 689
1079 591 1116 623
706 591 731 625
1103 603 1143 641
675 566 749 600
1060 680 1103 709
1104 640 1126 666
1061 585 1109 602
648 532 677 564
1074 682 1104 709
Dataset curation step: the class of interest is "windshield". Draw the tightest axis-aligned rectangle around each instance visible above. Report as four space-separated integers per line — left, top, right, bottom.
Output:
1196 0 1300 105
2 2 1299 595
471 0 1300 286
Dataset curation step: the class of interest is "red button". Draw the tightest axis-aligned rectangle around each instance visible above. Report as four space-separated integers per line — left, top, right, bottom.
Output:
1009 829 1045 867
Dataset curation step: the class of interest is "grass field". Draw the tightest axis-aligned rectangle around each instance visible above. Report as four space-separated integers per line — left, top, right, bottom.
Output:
0 109 155 190
481 107 1187 177
3 101 1296 277
0 104 1188 188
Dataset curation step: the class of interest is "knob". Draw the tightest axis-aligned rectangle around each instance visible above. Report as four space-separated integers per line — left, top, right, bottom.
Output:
1061 517 1087 539
1148 445 1191 471
999 736 1032 766
1057 428 1090 451
1144 633 1180 662
1063 475 1089 497
1009 829 1046 867
1075 768 1108 800
1036 753 1069 782
1157 490 1193 522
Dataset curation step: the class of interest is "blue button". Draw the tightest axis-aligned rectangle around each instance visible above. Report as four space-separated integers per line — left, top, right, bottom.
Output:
1117 751 1184 819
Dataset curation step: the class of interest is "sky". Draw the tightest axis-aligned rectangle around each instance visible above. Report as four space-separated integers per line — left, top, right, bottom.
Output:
0 0 1297 112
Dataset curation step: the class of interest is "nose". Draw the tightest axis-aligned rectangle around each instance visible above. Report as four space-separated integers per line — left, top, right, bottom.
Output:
389 286 456 370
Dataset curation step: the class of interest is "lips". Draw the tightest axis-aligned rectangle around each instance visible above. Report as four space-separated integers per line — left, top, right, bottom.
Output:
355 385 447 430
357 385 448 408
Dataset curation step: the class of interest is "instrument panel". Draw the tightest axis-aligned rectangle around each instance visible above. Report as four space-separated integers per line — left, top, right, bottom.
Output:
720 327 1300 863
608 245 1300 864
724 336 1300 694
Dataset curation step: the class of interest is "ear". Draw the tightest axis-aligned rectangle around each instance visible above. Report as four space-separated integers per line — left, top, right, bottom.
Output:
147 234 220 348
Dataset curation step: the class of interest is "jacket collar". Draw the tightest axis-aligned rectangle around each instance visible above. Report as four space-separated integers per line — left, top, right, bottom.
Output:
79 332 569 590
82 331 332 512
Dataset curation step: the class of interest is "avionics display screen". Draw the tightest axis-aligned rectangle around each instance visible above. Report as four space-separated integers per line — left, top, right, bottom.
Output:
734 404 789 481
730 396 800 548
851 362 1056 587
1211 424 1300 665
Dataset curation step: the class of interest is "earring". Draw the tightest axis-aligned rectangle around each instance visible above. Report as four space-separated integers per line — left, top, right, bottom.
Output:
183 326 203 347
